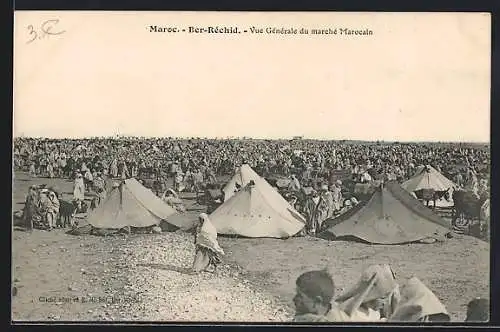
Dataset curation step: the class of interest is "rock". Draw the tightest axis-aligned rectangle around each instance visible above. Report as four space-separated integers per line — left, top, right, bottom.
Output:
88 310 93 313
31 248 36 252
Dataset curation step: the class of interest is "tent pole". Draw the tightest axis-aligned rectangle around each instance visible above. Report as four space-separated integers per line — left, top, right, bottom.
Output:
119 180 124 206
380 181 384 218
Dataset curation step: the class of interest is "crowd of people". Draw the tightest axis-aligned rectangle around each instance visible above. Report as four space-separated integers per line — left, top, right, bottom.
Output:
14 137 490 234
13 137 489 185
13 137 490 322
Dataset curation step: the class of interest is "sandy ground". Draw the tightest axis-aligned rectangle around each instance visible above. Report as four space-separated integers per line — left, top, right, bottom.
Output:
220 235 489 322
12 172 489 322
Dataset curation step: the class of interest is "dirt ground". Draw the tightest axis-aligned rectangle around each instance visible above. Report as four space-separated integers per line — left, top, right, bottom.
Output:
11 172 489 322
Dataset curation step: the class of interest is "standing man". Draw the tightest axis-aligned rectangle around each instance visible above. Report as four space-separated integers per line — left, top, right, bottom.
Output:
73 173 86 202
23 185 39 231
93 172 107 204
331 180 343 214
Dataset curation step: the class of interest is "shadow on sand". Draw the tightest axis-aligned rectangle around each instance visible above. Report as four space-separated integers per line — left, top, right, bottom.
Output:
13 226 29 232
181 196 199 201
186 206 204 212
136 263 195 275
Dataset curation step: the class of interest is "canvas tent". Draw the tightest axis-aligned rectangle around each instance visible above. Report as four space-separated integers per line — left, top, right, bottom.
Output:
210 178 306 238
223 164 264 201
320 181 450 244
402 165 457 207
87 178 190 230
405 165 457 191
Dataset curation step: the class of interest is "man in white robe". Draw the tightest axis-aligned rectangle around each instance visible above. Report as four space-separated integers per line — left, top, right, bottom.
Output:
73 173 85 202
337 264 400 322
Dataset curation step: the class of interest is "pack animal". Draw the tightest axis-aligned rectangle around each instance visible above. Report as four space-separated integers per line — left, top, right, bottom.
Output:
414 188 451 209
58 199 77 227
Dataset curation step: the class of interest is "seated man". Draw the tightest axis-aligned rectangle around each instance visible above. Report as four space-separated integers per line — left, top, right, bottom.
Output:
389 277 450 322
37 188 59 231
336 264 400 321
293 269 351 322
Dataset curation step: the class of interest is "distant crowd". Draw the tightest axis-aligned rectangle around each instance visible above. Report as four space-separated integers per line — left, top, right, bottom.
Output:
14 137 489 234
13 136 489 187
13 137 490 322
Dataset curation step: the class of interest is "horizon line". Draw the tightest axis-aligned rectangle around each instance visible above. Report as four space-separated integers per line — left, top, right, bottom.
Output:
12 134 490 145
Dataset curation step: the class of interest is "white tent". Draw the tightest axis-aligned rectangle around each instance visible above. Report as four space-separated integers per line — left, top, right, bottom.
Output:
211 179 305 238
87 178 193 230
402 165 457 207
222 164 263 202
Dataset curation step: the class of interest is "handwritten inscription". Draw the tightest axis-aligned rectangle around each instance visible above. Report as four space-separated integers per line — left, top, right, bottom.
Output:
26 19 65 44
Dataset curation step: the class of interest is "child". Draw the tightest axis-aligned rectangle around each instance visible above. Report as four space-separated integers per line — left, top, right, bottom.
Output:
293 269 350 322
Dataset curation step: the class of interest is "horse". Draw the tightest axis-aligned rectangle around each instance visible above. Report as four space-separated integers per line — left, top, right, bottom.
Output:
414 188 451 209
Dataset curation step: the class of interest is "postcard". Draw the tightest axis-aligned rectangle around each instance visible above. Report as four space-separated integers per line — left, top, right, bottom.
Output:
12 11 490 323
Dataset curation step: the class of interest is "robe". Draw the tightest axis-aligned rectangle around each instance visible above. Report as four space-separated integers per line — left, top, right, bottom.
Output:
192 214 224 272
73 178 85 201
294 304 351 322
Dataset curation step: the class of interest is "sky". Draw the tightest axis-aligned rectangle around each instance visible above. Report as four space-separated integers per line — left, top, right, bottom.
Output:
14 11 491 142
